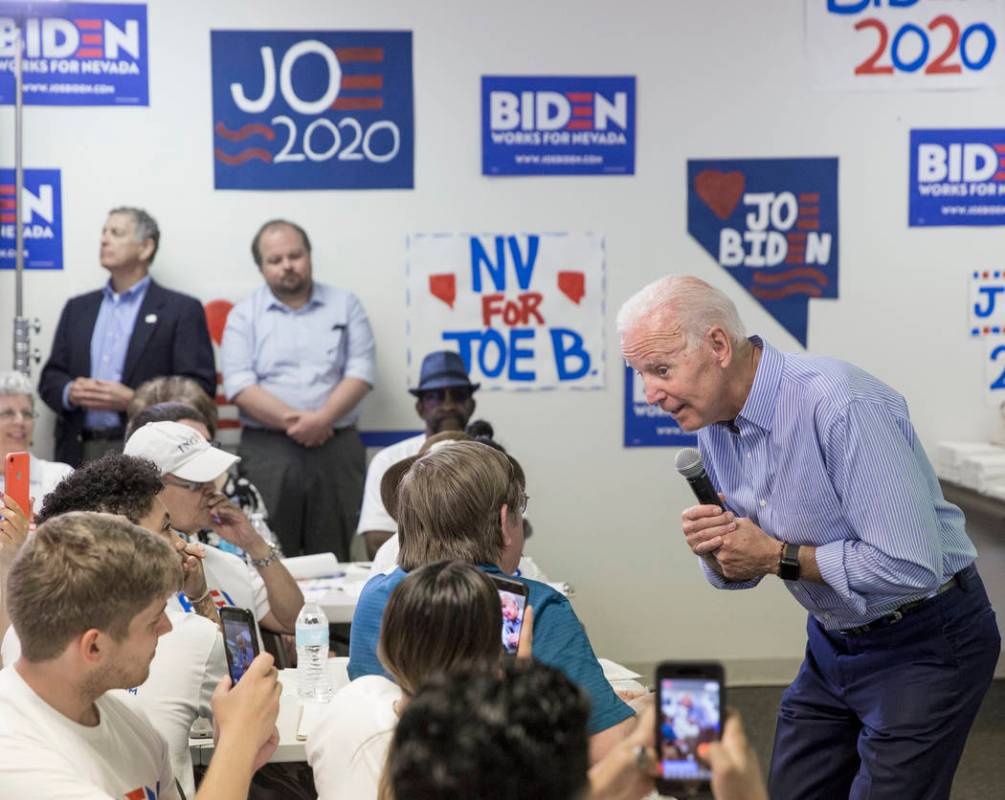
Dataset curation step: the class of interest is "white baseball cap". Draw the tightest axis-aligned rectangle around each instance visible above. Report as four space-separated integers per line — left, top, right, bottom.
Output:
124 420 239 482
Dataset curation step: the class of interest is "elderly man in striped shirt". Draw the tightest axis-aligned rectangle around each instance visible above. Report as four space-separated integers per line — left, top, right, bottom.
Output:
619 275 999 800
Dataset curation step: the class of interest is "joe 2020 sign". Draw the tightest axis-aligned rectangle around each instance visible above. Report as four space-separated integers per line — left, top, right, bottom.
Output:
211 30 413 190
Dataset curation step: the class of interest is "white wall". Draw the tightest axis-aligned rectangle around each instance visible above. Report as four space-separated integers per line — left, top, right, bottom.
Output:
1 0 1000 679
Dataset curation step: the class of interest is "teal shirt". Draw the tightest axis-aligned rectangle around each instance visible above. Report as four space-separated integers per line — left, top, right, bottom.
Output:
347 564 634 735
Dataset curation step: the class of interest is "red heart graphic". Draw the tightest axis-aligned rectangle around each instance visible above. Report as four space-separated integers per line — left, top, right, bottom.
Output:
694 170 745 221
429 274 456 308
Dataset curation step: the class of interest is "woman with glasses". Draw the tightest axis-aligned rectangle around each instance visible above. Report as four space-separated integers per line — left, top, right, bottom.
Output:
0 371 72 511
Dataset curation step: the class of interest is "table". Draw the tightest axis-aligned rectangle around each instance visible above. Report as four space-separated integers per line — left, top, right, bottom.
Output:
297 562 376 624
189 657 350 766
189 656 645 766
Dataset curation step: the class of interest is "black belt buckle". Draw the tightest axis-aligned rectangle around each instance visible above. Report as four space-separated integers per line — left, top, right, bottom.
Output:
841 571 961 636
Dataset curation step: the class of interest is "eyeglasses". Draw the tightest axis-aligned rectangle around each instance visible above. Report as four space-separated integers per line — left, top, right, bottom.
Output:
519 492 529 515
418 387 473 405
162 475 207 493
0 409 37 423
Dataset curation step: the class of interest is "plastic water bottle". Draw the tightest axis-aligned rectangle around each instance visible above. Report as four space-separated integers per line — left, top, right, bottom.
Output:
296 603 332 702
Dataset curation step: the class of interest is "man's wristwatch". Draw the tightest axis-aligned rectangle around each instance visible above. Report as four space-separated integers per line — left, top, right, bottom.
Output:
778 542 801 581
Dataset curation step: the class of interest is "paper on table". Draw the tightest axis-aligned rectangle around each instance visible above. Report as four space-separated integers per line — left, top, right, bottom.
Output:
282 553 342 580
296 702 331 741
598 658 642 682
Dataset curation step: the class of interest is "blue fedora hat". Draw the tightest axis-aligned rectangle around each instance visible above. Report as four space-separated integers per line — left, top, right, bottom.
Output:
409 351 480 396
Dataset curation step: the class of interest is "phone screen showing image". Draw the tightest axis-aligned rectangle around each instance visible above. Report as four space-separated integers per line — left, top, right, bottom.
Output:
222 614 258 684
498 588 527 655
659 678 721 782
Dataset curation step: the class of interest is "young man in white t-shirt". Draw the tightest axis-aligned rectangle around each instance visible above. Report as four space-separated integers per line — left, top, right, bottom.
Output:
0 512 281 800
1 454 227 800
124 421 303 634
357 350 479 560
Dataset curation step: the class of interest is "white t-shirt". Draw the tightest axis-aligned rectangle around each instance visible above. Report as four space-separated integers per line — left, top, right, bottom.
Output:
356 433 425 535
0 664 179 800
2 609 225 800
371 534 549 582
0 454 73 513
306 675 401 800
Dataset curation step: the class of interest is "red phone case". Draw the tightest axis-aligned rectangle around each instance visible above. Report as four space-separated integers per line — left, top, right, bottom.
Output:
3 452 31 518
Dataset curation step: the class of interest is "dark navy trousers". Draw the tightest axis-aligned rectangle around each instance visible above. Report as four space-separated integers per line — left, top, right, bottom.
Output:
768 565 1000 800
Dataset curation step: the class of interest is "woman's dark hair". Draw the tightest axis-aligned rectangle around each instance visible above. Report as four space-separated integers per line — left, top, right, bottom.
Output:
384 660 591 800
377 561 502 696
464 418 495 441
36 454 163 525
125 401 212 442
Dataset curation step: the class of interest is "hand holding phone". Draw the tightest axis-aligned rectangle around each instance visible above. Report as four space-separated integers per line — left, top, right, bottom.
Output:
220 607 261 684
655 661 725 797
489 574 529 656
4 453 31 523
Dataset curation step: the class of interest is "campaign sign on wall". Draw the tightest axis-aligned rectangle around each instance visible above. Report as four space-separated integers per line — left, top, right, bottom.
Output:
623 366 697 448
968 269 1005 335
910 129 1005 226
0 169 62 270
985 337 1005 406
806 0 1004 90
0 3 148 105
211 30 413 190
406 233 605 390
481 76 635 176
687 158 839 347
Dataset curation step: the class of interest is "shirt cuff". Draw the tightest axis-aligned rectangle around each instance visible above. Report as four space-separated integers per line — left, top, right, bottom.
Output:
814 540 865 616
343 364 376 387
222 371 257 402
699 557 761 590
61 381 75 410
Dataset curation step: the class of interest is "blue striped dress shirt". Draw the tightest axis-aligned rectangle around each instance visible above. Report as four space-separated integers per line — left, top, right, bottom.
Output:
85 276 151 429
698 337 976 630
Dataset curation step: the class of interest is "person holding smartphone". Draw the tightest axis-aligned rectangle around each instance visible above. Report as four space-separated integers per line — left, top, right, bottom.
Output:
0 512 280 800
308 560 527 799
619 275 1000 799
349 441 636 763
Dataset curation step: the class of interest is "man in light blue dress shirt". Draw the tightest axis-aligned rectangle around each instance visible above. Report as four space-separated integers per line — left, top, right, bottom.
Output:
221 219 376 559
619 275 999 800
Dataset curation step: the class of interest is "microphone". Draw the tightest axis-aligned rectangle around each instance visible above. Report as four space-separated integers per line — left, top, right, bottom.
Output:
674 448 722 508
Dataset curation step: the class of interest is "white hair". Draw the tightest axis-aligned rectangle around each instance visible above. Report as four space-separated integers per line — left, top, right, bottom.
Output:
0 370 34 402
616 275 746 348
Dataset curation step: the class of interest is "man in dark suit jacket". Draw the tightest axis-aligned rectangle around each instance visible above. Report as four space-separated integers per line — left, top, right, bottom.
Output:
39 207 215 466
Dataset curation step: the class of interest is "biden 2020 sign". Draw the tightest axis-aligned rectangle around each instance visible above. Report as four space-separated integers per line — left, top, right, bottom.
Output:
211 30 413 190
406 233 606 390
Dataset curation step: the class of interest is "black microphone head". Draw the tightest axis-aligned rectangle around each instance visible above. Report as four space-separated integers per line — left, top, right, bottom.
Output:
675 447 705 479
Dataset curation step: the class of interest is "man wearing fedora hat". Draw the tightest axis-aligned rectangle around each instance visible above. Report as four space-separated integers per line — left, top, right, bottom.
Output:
357 350 479 559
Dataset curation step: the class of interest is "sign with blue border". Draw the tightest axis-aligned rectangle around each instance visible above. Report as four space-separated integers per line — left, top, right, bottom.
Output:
0 3 148 106
0 168 62 270
211 30 413 190
910 129 1005 226
687 157 839 347
623 365 697 448
482 76 635 176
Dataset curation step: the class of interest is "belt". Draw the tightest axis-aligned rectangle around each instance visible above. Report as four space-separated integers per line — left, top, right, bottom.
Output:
839 572 961 636
81 427 125 442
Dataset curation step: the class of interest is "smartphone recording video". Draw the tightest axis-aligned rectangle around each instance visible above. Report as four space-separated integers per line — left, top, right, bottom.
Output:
489 574 528 655
220 607 260 684
656 661 724 796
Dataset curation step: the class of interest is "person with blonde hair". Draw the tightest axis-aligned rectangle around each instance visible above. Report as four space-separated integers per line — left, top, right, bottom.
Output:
348 441 634 762
0 512 282 800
